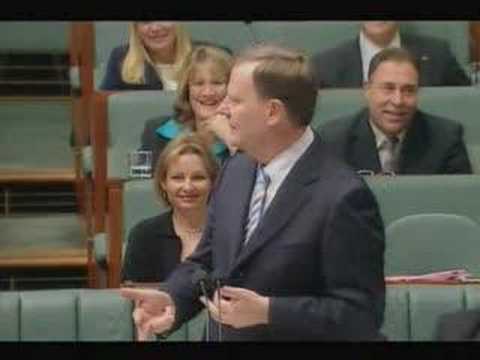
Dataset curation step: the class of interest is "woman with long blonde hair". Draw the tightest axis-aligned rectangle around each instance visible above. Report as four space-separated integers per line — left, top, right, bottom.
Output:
101 22 192 91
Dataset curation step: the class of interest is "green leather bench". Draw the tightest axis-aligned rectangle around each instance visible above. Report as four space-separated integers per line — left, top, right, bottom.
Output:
2 285 479 341
0 289 205 341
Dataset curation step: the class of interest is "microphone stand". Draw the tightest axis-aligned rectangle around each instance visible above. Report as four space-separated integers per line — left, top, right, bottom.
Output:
216 279 222 342
199 279 211 342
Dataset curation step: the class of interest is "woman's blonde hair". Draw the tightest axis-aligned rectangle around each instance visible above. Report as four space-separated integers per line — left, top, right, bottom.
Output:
121 22 193 85
174 45 233 128
153 133 219 207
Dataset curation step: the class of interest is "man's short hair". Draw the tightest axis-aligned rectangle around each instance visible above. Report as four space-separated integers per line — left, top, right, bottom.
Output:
236 43 318 127
367 47 420 81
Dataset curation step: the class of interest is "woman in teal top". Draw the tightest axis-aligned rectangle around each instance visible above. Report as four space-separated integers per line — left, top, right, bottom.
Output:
140 45 234 167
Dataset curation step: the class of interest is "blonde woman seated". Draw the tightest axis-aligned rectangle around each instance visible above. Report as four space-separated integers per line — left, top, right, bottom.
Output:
122 133 219 282
139 45 235 168
100 22 192 91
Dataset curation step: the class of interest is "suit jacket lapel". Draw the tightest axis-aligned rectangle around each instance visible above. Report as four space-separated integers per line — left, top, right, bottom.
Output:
401 34 432 87
231 135 324 271
350 110 382 173
399 111 427 173
349 38 365 87
224 156 257 270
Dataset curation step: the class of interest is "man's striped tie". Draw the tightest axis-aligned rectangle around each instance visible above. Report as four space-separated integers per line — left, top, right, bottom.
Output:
244 167 271 245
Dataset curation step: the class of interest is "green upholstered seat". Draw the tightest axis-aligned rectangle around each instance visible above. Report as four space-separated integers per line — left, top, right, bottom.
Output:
385 213 480 276
249 21 359 56
106 90 175 179
0 99 74 169
3 285 480 341
365 175 480 228
0 21 69 52
312 88 364 130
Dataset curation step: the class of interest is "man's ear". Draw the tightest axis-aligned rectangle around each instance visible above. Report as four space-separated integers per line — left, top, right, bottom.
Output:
265 99 284 127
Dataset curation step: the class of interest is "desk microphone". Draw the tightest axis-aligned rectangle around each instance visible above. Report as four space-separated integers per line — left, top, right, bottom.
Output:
192 268 212 341
191 268 223 342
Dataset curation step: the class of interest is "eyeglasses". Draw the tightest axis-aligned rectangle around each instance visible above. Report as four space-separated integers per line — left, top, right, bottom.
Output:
357 169 396 177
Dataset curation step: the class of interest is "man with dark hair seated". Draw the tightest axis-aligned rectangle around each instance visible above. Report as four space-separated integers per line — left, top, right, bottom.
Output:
320 47 472 175
312 21 470 89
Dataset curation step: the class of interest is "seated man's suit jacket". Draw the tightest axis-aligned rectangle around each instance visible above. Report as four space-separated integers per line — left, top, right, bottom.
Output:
320 108 472 175
311 33 470 88
163 131 386 341
436 309 480 341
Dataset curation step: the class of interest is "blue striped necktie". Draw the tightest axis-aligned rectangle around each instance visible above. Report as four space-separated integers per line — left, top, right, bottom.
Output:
244 166 271 244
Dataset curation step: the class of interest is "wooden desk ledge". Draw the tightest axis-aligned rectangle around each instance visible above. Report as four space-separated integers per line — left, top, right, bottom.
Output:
0 257 87 269
0 168 76 184
0 249 87 269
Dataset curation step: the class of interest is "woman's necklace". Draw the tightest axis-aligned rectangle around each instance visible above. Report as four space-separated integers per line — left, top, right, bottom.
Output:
173 213 204 236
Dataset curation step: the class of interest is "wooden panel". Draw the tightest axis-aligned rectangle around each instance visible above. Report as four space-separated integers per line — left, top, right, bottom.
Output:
106 180 124 288
70 22 94 96
470 21 480 62
0 168 75 184
91 91 111 232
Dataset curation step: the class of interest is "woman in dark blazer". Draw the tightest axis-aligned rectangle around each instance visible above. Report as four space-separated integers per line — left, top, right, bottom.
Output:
100 22 193 91
122 133 219 282
139 45 235 168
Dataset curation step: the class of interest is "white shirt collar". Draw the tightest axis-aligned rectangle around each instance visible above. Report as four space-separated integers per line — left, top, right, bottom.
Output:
359 30 401 82
261 127 314 210
368 118 406 149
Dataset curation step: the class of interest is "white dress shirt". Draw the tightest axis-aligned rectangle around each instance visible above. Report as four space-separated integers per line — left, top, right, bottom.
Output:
359 31 401 82
260 126 314 212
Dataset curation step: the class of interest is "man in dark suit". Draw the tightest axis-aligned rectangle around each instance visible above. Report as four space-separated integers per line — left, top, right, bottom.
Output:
121 44 386 341
436 309 480 341
312 21 470 88
320 47 472 175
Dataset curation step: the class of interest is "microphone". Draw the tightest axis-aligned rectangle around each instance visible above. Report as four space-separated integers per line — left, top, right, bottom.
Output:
191 268 223 342
192 268 212 342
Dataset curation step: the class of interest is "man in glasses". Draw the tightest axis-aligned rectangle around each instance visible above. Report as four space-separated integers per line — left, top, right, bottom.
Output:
320 47 472 175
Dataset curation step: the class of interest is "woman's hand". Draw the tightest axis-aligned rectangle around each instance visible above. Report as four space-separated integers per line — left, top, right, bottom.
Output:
201 113 238 155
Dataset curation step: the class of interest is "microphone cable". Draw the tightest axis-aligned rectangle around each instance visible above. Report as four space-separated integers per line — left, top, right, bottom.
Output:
199 278 211 342
216 278 223 342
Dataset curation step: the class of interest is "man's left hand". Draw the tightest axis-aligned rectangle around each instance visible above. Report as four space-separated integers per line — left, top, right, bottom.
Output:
199 286 270 328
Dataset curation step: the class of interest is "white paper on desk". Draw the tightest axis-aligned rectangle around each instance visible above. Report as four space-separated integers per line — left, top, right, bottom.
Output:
386 269 473 283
